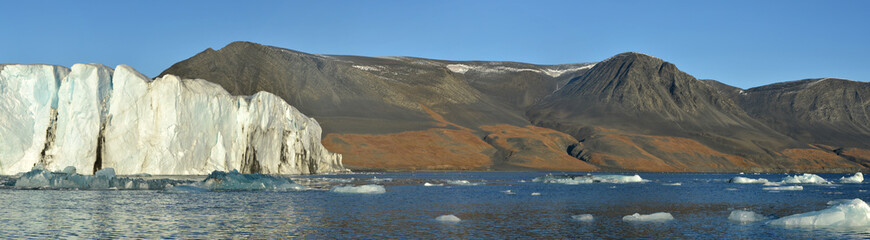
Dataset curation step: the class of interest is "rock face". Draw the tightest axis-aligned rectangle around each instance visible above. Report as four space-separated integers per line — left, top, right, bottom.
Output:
161 41 595 171
0 64 343 175
159 42 870 173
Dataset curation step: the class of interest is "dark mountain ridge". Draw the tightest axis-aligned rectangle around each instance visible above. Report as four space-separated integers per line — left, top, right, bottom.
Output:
160 41 870 172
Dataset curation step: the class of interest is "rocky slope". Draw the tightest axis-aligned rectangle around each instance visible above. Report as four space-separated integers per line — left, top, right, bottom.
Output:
160 42 870 172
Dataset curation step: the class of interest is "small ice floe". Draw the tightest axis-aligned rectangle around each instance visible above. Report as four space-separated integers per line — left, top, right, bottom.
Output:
781 173 829 184
728 210 770 224
330 184 386 194
531 192 541 196
763 186 803 191
663 182 682 186
533 174 645 185
435 215 461 223
623 212 674 222
423 182 444 187
571 214 594 222
725 188 739 191
371 177 393 182
728 176 769 184
201 170 310 191
739 172 745 175
840 172 864 184
501 190 516 195
769 199 870 227
445 180 482 186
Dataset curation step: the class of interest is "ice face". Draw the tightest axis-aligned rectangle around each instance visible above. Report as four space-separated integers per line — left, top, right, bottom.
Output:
0 64 343 175
330 184 386 194
572 214 594 221
729 176 769 184
781 173 829 184
435 215 461 223
45 64 113 173
728 210 769 223
0 65 68 175
769 199 870 227
533 174 646 184
840 172 864 183
622 212 674 222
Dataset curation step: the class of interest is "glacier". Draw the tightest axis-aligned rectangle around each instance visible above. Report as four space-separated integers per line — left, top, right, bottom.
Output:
0 64 343 175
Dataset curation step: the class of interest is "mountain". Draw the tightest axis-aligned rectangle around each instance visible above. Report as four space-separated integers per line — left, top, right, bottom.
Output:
160 41 598 171
161 42 870 173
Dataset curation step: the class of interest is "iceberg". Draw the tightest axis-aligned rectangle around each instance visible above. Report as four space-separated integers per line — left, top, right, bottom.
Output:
781 173 829 184
769 199 870 227
11 167 189 190
623 212 674 222
0 64 344 175
198 170 309 191
435 215 461 223
330 184 386 194
763 186 803 191
728 210 769 223
728 176 769 184
533 174 645 184
571 214 594 221
840 172 863 183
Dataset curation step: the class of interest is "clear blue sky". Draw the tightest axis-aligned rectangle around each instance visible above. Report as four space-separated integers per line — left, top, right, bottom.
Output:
1 0 868 89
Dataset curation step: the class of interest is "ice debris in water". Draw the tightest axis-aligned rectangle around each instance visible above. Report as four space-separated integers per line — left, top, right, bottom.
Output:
423 182 444 187
840 172 863 183
445 180 482 186
728 210 770 224
728 176 769 184
533 173 645 185
12 167 188 190
531 192 541 196
435 215 461 223
781 173 829 184
331 184 386 194
197 170 309 191
501 190 516 195
572 214 594 222
763 186 803 191
769 199 870 227
622 212 674 222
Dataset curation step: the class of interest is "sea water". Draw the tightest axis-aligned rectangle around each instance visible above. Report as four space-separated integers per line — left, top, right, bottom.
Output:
1 172 868 239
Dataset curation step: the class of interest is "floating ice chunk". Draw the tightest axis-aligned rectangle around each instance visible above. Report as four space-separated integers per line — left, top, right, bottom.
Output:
782 173 829 184
501 190 516 195
764 186 803 191
729 176 769 184
728 210 769 223
769 199 870 227
533 174 646 185
623 212 674 222
435 215 461 223
12 167 187 190
331 184 386 194
531 192 541 196
663 182 682 186
199 170 308 191
446 180 482 186
840 173 864 183
371 177 393 182
423 182 444 187
725 188 739 191
572 214 594 221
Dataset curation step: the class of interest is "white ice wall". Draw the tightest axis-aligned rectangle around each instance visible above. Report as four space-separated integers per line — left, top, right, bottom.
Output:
0 64 343 175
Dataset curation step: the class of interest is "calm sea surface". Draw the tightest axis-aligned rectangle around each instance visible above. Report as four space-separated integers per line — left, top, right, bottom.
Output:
1 172 868 239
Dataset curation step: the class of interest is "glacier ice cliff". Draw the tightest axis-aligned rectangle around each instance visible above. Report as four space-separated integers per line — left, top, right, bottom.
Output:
0 64 343 175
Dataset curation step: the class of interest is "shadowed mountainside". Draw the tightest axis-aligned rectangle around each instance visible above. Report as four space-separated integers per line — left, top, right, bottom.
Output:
161 42 870 172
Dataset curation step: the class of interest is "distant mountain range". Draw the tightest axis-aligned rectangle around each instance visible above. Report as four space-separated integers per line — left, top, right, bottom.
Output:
160 41 870 172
